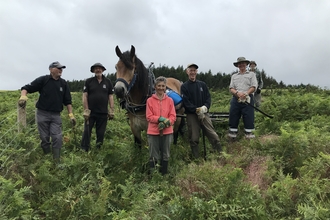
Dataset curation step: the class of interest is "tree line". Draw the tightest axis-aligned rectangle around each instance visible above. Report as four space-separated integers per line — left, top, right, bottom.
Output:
66 64 310 92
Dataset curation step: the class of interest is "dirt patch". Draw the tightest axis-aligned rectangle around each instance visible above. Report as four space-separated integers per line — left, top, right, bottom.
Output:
258 134 279 144
244 156 271 191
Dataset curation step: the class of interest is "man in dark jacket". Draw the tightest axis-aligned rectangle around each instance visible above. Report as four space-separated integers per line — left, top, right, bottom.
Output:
81 63 114 151
18 61 76 162
181 63 221 158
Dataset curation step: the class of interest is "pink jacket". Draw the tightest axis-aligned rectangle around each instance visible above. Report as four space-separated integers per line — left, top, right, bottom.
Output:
146 93 176 135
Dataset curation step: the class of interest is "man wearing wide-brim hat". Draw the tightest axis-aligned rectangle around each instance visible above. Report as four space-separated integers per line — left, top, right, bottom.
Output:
81 62 115 151
228 57 258 139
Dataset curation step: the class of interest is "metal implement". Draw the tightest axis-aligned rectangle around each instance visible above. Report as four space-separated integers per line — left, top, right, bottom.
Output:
81 120 90 151
244 101 274 119
176 112 230 122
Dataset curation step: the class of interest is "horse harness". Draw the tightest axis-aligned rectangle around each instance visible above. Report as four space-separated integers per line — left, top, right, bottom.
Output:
116 66 155 117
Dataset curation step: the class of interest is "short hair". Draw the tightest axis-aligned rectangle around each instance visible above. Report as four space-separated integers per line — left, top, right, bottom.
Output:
155 76 167 85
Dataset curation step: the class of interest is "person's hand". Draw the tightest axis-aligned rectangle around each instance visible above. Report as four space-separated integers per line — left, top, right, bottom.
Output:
158 116 170 127
245 95 251 103
108 108 114 120
256 87 261 94
196 105 208 114
200 105 208 113
68 113 76 126
158 121 166 130
83 109 91 121
18 95 28 107
238 94 250 103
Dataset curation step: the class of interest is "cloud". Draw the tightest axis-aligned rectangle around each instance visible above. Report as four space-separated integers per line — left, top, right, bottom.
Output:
1 0 330 90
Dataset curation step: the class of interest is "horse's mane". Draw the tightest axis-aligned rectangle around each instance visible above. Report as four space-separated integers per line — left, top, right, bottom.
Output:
120 51 149 96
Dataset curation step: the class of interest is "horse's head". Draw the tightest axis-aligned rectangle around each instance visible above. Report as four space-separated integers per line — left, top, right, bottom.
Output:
114 45 149 103
114 45 136 98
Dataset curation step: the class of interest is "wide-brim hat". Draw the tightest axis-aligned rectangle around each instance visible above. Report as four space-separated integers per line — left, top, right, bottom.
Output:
90 63 106 72
233 57 250 67
249 60 257 66
186 63 198 69
49 61 66 69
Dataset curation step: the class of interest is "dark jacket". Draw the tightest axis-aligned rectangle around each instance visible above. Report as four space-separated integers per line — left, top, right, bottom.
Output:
181 79 211 114
21 75 72 112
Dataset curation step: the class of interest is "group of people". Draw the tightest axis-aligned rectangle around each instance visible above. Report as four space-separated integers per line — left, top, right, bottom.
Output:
18 57 263 175
18 62 114 162
146 57 263 175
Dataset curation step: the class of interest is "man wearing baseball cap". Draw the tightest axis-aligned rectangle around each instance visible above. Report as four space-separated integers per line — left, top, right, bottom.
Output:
18 61 76 162
181 63 222 158
228 57 258 139
249 61 263 107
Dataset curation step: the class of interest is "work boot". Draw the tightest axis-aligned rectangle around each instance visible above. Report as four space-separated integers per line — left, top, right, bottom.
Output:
52 148 61 163
245 132 255 139
42 146 51 155
228 131 238 138
161 160 168 176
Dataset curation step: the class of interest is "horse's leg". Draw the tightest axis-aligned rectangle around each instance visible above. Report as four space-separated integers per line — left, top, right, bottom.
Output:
129 116 143 148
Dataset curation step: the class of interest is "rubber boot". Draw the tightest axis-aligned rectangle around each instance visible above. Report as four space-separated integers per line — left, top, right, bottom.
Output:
42 146 51 155
161 160 168 176
52 148 61 164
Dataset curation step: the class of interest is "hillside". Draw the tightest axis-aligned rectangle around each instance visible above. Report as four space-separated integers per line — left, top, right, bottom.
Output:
1 88 330 219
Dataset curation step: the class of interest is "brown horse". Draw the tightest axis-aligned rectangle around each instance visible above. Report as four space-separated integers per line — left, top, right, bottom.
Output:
114 45 184 147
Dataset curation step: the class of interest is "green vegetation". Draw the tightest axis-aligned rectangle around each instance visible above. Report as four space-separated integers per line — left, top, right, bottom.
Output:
1 87 330 219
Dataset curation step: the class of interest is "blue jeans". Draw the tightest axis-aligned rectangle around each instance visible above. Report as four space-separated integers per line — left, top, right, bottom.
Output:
229 95 255 132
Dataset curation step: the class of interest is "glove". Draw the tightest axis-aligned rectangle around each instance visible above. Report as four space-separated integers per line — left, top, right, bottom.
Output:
83 109 91 120
196 105 208 114
158 116 166 122
201 105 208 113
108 108 114 120
238 94 250 103
158 121 166 130
256 87 261 94
18 95 28 107
245 95 251 103
68 113 76 126
158 116 170 127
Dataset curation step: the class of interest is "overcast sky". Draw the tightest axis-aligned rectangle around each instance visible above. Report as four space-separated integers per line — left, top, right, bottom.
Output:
1 0 330 90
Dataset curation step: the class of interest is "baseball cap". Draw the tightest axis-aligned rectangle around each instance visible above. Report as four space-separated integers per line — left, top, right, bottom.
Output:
186 63 198 69
49 61 66 69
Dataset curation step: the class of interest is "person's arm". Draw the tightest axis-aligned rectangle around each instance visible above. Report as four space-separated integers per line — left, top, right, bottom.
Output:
168 99 176 125
181 84 197 113
203 83 211 110
259 73 264 89
66 104 73 114
108 94 114 111
146 98 159 123
20 89 28 96
83 92 88 109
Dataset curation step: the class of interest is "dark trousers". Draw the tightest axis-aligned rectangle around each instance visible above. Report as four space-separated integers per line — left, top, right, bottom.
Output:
81 113 108 150
229 95 255 132
36 109 62 150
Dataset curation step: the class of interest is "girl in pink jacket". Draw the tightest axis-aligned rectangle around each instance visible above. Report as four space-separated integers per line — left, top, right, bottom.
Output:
146 76 176 175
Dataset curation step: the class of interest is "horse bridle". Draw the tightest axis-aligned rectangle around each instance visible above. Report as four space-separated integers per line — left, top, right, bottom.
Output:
115 71 150 117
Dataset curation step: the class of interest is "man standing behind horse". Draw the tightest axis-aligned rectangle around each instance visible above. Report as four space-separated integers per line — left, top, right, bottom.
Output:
181 63 222 159
249 61 263 107
81 63 115 151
